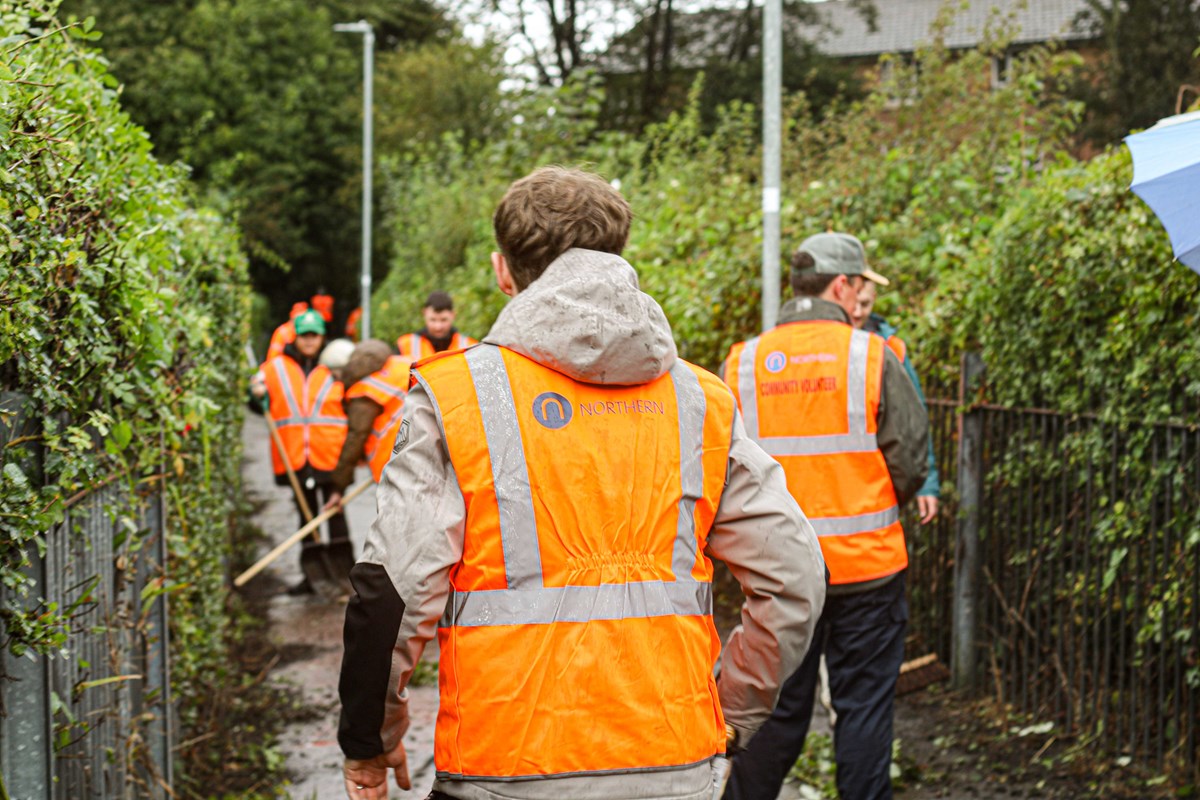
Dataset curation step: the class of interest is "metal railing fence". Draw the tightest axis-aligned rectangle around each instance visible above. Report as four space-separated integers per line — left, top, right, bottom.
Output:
0 394 172 799
906 383 1200 780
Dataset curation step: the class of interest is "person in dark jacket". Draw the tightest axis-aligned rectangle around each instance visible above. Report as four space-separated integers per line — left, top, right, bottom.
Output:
850 280 941 523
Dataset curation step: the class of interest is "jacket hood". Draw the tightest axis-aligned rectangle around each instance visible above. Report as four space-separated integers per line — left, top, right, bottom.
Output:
484 248 677 385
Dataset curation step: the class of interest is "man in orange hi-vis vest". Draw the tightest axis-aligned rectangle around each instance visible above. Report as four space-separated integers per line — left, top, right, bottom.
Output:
337 167 827 800
395 291 478 360
265 300 309 361
721 233 928 800
250 309 350 593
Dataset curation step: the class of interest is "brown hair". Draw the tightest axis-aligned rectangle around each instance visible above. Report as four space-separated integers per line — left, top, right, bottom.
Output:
493 166 632 291
789 251 838 297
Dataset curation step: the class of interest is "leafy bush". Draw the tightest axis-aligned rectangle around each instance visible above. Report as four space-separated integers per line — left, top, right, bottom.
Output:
920 146 1198 420
1 0 252 791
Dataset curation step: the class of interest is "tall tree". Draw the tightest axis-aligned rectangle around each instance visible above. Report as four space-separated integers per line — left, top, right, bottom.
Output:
59 0 453 324
1078 0 1200 139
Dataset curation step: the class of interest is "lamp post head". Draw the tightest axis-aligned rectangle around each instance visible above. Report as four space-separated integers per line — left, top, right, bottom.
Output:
333 20 371 34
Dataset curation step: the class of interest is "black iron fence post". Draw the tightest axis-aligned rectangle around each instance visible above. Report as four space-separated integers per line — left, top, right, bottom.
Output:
952 353 985 690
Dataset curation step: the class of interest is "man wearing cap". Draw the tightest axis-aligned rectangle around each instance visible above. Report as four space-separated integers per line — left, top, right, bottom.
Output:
396 291 478 360
721 232 928 800
266 300 309 362
250 309 351 593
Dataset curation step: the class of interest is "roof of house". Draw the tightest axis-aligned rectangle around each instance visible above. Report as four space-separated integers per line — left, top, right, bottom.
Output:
596 0 1098 74
799 0 1095 58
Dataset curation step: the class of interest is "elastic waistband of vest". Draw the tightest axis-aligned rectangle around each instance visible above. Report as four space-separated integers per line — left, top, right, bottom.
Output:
441 579 713 628
434 753 720 782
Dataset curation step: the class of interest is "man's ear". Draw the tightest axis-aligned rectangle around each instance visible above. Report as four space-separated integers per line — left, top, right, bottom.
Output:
492 252 517 297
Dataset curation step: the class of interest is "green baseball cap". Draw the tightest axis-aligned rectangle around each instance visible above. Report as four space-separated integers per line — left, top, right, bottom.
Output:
293 309 327 336
794 232 889 286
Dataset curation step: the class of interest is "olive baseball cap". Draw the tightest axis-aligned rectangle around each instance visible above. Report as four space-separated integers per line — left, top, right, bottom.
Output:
293 309 327 336
793 232 889 286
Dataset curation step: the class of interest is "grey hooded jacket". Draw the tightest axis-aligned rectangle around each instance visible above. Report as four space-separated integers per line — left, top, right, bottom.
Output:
338 248 826 800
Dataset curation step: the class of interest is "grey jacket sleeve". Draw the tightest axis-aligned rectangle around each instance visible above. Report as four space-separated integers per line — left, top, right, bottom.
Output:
338 383 463 759
877 348 929 506
706 410 827 744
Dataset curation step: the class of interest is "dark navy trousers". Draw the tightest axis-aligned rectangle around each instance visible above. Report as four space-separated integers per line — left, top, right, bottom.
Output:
723 572 908 800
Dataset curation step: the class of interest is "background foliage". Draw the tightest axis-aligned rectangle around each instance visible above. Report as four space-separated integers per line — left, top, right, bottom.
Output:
0 1 260 792
56 0 480 328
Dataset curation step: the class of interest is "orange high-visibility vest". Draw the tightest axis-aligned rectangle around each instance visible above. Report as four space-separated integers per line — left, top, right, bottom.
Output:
396 331 478 360
724 321 904 585
266 321 296 362
415 345 734 780
345 307 362 341
345 355 411 468
260 356 347 475
885 334 907 363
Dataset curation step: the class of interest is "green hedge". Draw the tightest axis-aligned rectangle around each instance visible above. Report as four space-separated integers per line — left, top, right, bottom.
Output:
0 0 250 790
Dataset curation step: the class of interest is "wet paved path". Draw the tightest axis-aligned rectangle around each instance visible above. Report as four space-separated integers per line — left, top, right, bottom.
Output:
240 419 439 800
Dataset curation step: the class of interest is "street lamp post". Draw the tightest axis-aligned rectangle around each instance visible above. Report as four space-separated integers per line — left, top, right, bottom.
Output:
334 20 374 340
762 0 782 332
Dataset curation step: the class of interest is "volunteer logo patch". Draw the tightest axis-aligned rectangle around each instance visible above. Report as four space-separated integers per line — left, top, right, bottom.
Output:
392 419 411 453
764 351 788 374
532 392 573 429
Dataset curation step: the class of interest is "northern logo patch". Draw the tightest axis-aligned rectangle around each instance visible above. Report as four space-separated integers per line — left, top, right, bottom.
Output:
532 392 573 429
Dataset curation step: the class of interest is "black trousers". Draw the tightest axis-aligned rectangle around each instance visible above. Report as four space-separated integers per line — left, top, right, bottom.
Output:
292 483 348 544
723 572 908 800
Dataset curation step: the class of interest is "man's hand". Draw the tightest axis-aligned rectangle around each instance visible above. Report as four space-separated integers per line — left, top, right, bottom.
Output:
344 742 410 799
917 495 939 524
323 490 344 513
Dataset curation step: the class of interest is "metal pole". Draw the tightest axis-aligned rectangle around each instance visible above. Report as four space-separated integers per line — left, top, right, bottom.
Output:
761 0 782 332
335 20 374 340
953 352 986 690
361 24 374 341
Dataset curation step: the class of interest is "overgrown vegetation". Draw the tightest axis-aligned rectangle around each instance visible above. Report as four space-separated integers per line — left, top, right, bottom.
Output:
0 1 260 793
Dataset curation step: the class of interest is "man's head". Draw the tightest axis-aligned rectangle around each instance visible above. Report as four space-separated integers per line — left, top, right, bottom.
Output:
292 309 326 358
851 281 878 330
789 232 888 319
491 166 632 294
422 291 456 339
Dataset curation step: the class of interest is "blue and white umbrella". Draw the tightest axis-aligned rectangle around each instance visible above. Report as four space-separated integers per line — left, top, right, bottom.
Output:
1125 109 1200 275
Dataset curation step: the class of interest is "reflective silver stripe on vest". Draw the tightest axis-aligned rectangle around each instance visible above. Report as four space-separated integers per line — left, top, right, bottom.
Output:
669 362 706 582
735 337 761 438
362 374 405 398
272 359 304 425
307 374 346 426
465 346 544 590
442 580 712 627
846 329 870 436
373 402 406 438
758 432 878 457
808 505 900 537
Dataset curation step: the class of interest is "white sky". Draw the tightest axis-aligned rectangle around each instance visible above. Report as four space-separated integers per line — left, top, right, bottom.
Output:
458 0 758 80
